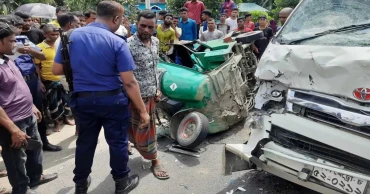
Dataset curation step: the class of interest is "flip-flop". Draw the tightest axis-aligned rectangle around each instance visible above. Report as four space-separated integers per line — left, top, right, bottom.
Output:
0 170 7 178
150 165 170 180
29 173 58 188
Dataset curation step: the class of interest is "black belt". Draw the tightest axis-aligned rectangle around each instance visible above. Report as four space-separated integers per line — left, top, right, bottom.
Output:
23 73 38 81
75 88 123 98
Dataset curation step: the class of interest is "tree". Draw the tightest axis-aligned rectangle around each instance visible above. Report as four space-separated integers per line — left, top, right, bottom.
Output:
167 0 243 18
272 0 299 21
274 0 299 8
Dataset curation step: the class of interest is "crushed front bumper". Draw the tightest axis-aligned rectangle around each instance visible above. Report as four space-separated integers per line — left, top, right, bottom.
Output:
223 113 370 194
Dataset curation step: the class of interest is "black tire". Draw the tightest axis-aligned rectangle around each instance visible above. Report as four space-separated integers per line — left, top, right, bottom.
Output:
176 112 209 148
235 31 264 44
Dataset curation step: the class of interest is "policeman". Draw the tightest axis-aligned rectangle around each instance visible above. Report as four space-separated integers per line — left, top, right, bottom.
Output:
52 1 149 194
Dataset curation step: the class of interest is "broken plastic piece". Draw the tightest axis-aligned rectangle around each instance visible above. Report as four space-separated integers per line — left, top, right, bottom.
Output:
237 187 246 192
226 189 234 194
167 144 200 157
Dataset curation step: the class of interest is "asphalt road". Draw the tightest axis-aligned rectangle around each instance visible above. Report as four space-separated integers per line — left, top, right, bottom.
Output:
0 121 318 194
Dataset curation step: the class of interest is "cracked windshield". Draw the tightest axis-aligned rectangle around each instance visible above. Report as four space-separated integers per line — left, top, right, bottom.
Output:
1 0 370 194
279 0 370 46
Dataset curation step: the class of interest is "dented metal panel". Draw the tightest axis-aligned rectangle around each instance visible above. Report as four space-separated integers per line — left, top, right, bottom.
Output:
255 44 370 103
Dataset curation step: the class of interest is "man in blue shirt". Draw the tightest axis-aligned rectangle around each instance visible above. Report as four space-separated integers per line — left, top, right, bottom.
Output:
178 7 197 41
52 1 149 194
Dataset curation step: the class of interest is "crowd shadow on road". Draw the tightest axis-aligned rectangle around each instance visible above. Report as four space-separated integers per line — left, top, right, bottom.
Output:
42 134 77 169
56 186 74 194
217 170 318 194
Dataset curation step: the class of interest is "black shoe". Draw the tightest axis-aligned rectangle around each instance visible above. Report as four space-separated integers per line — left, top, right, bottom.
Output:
75 176 91 194
43 144 62 152
115 174 139 194
29 173 58 188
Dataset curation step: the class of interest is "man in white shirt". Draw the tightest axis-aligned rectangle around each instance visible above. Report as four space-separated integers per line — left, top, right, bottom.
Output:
225 8 239 32
200 18 224 41
172 16 182 43
168 16 182 62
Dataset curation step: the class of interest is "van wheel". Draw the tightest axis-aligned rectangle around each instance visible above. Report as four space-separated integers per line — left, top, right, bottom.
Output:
176 112 209 148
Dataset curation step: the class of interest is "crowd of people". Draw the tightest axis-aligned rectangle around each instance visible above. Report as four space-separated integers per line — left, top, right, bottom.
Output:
0 0 293 193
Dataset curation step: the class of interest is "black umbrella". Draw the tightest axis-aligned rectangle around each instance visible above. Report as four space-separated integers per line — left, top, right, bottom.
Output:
14 3 56 19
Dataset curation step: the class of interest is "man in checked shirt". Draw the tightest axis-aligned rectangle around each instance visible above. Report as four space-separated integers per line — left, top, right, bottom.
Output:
127 10 170 180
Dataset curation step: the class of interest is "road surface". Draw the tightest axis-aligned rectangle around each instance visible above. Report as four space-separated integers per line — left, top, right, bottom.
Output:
0 121 317 194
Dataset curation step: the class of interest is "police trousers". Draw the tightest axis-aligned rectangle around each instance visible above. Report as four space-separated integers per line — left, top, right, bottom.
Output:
0 115 43 194
69 92 131 184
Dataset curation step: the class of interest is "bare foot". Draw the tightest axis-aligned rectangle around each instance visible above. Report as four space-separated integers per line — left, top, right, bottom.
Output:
128 143 134 155
64 117 75 126
53 121 61 132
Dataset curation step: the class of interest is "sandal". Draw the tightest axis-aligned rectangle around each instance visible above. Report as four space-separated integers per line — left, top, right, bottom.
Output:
0 170 7 178
150 165 170 180
29 173 58 188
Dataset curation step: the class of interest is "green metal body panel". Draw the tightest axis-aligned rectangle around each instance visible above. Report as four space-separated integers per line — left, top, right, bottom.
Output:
158 62 212 109
193 39 236 71
158 39 256 135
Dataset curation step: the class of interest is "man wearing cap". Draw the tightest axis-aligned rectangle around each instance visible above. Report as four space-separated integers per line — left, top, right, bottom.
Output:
253 15 273 60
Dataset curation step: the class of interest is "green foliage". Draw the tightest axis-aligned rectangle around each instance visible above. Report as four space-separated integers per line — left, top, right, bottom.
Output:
167 0 243 19
166 0 186 15
124 0 139 23
271 0 300 21
250 10 272 22
275 0 299 7
64 0 99 12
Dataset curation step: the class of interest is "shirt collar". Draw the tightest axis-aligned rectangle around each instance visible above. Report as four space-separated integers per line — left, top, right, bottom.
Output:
180 19 189 23
132 33 155 48
40 41 52 48
0 56 9 65
88 22 111 31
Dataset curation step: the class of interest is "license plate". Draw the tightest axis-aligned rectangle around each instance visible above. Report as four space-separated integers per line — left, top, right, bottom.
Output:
312 167 368 194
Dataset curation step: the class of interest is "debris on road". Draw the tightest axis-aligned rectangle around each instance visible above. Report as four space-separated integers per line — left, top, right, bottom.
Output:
237 187 246 192
167 144 200 157
226 189 234 194
180 184 189 190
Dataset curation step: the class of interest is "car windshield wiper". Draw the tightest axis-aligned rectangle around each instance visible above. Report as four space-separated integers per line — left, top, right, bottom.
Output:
282 22 370 45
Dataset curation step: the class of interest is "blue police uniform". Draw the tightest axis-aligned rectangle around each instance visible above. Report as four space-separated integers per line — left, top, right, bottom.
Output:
54 22 136 183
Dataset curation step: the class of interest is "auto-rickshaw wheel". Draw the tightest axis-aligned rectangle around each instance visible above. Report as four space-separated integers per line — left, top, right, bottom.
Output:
176 112 208 148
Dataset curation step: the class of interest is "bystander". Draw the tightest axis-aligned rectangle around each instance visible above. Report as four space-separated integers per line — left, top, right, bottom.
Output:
127 10 170 180
0 21 58 194
200 18 224 41
178 7 197 41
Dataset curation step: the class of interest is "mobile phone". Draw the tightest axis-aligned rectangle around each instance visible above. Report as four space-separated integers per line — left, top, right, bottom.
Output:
21 138 42 150
16 42 24 48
